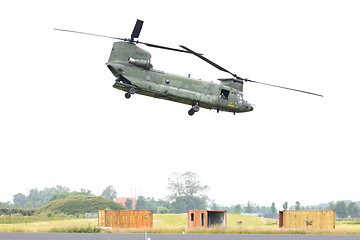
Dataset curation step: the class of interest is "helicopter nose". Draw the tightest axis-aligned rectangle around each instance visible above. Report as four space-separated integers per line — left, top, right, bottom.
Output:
245 103 253 112
243 101 253 112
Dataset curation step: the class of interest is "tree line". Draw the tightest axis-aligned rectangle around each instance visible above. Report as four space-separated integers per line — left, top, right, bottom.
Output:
0 171 209 215
112 172 360 218
1 171 360 218
9 186 93 208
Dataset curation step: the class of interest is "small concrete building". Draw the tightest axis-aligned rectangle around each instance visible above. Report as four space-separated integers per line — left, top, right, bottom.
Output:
279 210 335 229
188 210 227 228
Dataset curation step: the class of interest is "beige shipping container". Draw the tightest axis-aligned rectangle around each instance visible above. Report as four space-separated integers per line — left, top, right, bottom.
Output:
279 210 335 229
98 210 153 228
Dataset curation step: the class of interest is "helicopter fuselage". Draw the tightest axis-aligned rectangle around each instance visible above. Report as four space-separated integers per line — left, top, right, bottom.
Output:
55 19 322 115
107 42 253 114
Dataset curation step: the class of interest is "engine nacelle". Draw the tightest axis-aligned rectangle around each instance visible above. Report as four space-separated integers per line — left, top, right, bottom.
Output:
128 57 153 70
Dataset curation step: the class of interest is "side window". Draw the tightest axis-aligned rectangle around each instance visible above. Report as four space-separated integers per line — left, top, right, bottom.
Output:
191 213 194 221
220 89 230 100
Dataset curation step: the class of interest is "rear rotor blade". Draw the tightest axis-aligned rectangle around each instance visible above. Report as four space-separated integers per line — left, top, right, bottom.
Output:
244 79 323 97
54 28 191 53
131 19 143 41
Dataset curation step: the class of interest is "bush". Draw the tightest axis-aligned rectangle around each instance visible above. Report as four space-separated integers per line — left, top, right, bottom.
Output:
0 208 36 216
49 225 100 233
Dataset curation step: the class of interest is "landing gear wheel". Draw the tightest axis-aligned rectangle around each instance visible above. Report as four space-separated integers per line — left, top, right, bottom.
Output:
188 104 199 116
125 92 131 99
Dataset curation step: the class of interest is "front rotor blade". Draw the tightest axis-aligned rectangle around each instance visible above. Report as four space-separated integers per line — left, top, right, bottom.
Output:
180 45 237 78
245 79 323 97
53 28 126 41
180 45 323 97
131 19 143 40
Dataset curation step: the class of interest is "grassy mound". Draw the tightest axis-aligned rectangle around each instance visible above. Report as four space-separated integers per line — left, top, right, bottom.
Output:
37 195 125 216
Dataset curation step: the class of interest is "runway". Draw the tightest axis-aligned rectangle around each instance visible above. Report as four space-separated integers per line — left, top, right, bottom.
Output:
0 233 359 240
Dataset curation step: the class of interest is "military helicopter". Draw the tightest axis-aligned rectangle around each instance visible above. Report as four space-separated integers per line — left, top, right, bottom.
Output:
54 19 322 116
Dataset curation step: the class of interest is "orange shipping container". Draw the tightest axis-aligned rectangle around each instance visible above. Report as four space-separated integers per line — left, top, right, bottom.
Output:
188 210 227 228
98 210 153 228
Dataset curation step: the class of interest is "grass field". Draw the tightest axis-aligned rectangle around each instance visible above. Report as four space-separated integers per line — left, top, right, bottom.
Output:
0 218 97 232
1 214 360 234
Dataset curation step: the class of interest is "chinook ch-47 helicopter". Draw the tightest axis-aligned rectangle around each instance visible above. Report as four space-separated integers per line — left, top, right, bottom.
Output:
55 19 322 116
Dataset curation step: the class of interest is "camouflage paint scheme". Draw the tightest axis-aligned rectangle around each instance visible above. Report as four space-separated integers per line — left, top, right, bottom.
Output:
107 42 253 114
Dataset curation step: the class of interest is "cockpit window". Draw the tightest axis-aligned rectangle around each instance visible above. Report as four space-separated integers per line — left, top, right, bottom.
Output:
238 92 244 105
220 89 229 100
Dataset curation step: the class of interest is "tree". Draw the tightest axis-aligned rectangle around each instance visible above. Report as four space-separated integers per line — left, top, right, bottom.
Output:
271 202 277 215
170 196 187 213
283 202 288 210
78 189 93 196
125 198 133 209
26 188 41 208
54 185 70 193
244 201 254 213
134 196 168 213
335 201 348 218
101 185 117 201
168 171 209 199
135 196 147 210
0 202 11 208
328 201 335 210
13 193 27 208
347 202 360 218
233 204 242 214
170 195 207 213
258 206 273 218
50 192 70 202
49 185 71 201
167 171 209 213
10 186 96 209
295 201 301 210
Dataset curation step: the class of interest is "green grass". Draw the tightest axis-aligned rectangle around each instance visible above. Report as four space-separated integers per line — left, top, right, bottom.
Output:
336 222 360 231
154 213 187 228
0 215 59 224
227 214 278 229
0 218 97 233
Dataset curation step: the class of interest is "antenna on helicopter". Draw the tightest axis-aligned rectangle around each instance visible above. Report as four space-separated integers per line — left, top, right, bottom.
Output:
179 45 323 97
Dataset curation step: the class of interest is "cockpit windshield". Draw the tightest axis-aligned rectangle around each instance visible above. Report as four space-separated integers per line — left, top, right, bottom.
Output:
237 92 243 105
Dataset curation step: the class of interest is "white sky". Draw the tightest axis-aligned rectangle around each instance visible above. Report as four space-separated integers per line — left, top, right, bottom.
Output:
1 0 359 209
